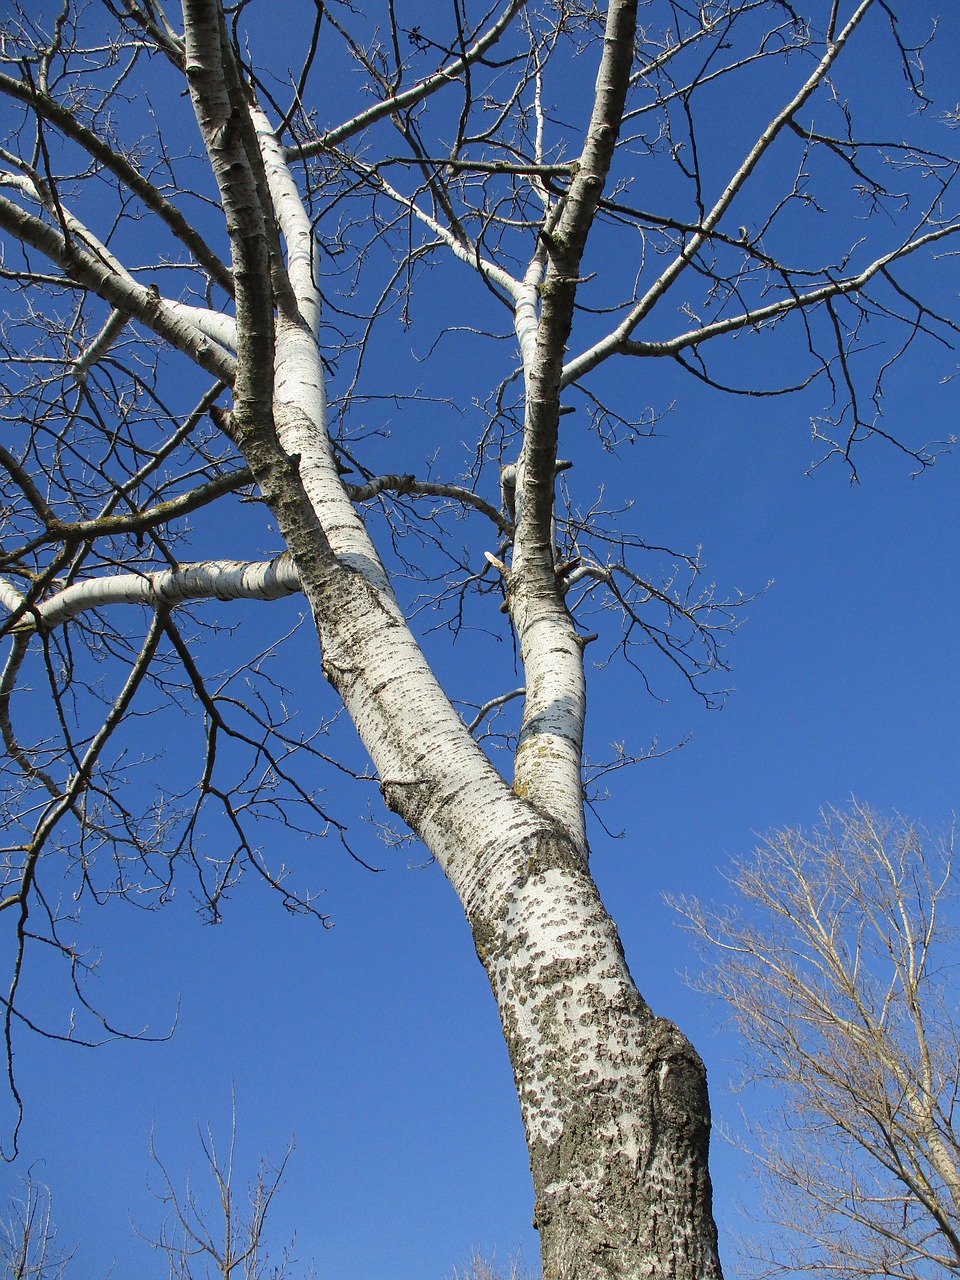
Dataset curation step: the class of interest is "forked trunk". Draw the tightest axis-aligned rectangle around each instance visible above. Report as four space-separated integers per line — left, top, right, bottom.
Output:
180 5 723 1271
297 555 722 1280
230 443 723 1277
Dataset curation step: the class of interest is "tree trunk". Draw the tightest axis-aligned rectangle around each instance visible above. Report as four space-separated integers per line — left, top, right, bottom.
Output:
465 820 721 1280
282 540 722 1280
180 6 724 1272
246 493 722 1280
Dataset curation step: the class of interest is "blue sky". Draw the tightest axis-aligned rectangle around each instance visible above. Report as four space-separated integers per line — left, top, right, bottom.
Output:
0 3 959 1277
9 368 957 1280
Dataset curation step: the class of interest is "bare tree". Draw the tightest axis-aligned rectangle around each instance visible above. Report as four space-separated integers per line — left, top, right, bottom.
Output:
0 2 957 1276
149 1124 299 1280
0 1178 71 1280
449 1252 532 1280
676 802 960 1280
0 1120 302 1280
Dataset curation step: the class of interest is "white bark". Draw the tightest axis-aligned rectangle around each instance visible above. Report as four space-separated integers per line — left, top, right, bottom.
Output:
0 578 25 618
0 173 235 357
0 190 236 385
514 249 547 381
2 557 301 631
505 0 643 854
0 4 734 1273
253 109 321 338
165 303 237 354
251 110 397 593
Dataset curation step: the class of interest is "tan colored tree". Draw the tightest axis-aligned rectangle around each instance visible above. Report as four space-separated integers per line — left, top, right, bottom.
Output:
0 1180 70 1280
0 2 958 1275
677 803 960 1279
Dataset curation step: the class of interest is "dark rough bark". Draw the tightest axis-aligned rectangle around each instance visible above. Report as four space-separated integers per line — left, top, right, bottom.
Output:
468 826 722 1280
528 1018 719 1280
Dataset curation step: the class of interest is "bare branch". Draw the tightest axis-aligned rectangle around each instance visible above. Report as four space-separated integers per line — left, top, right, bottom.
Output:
285 0 529 160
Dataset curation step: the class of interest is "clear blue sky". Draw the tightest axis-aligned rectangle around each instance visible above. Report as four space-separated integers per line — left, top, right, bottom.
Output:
1 4 958 1277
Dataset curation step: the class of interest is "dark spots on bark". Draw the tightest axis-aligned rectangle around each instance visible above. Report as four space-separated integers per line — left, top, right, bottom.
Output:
641 1021 713 1145
521 828 587 884
529 1026 720 1279
469 910 498 971
378 778 439 838
461 818 720 1277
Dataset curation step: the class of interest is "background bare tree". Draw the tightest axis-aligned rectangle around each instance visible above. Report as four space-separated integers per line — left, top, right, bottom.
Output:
449 1253 532 1280
0 2 958 1276
676 803 960 1280
0 1126 299 1280
149 1123 299 1280
0 1179 70 1280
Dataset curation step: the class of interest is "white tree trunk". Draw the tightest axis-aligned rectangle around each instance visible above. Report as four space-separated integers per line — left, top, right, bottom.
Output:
177 2 725 1273
0 3 726 1271
254 528 722 1279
